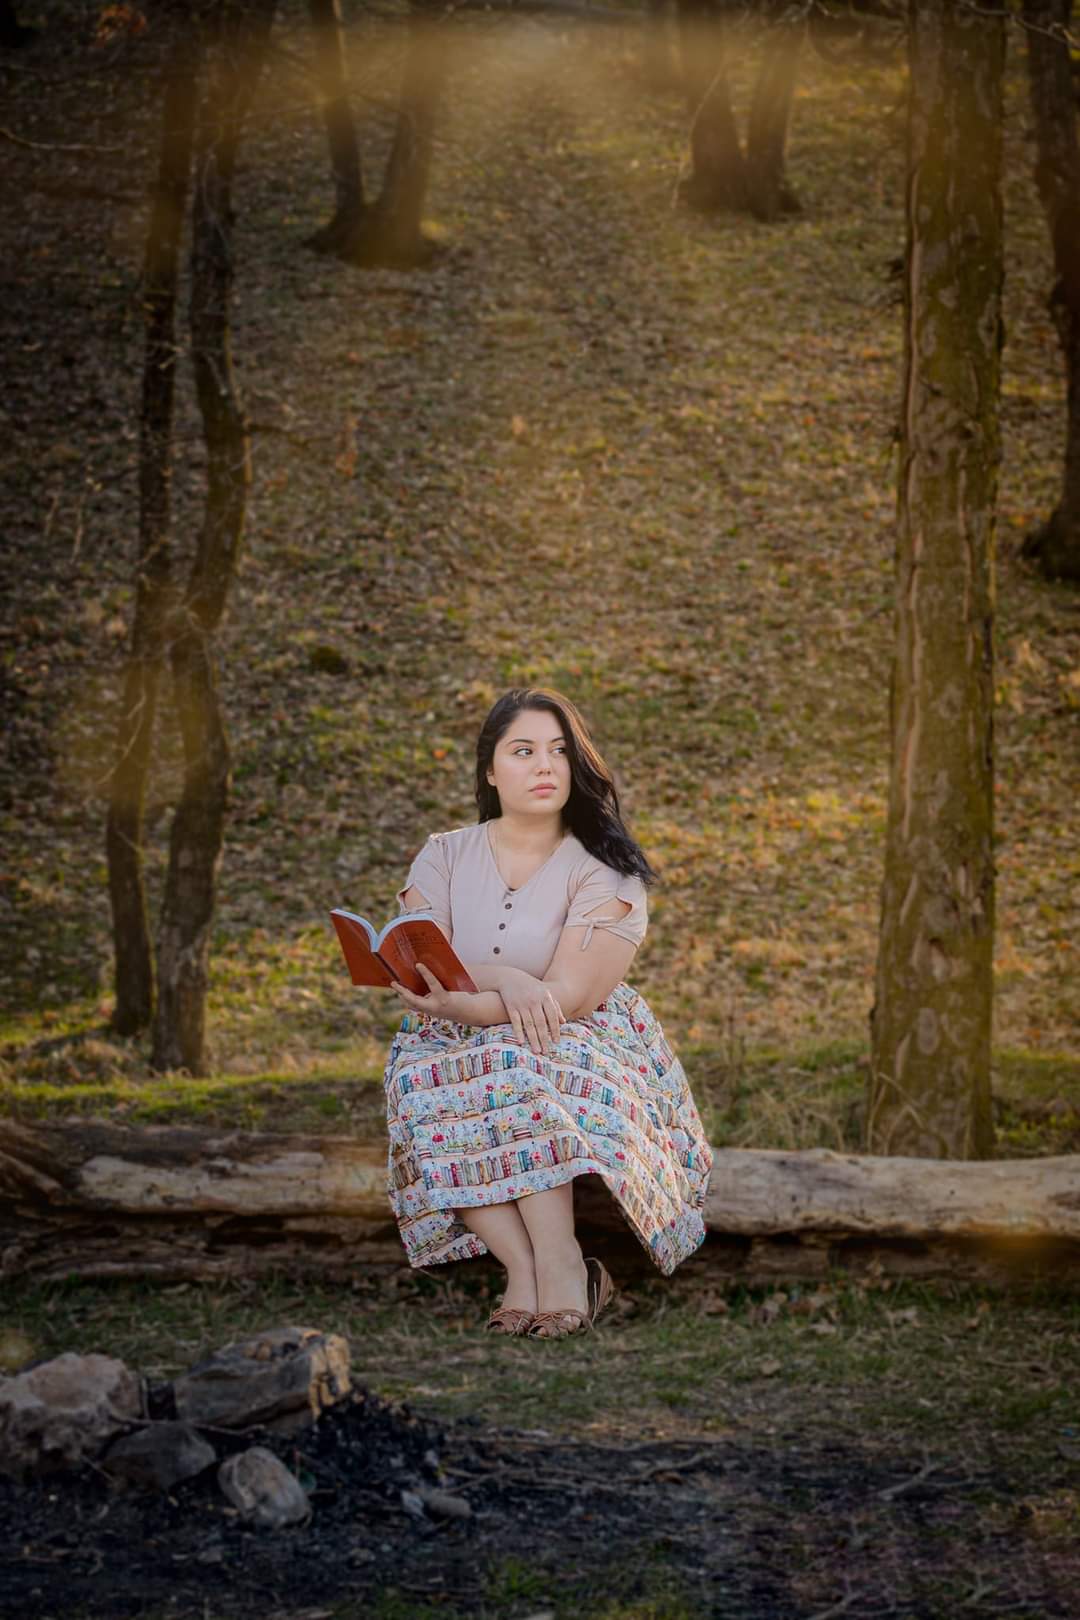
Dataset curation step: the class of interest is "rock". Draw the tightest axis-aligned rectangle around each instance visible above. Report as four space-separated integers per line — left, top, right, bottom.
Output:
417 1487 472 1520
218 1447 310 1528
399 1487 427 1521
104 1422 216 1491
173 1325 350 1435
0 1352 143 1478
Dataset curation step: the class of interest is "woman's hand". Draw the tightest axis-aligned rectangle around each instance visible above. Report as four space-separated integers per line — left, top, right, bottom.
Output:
496 966 565 1056
390 964 475 1024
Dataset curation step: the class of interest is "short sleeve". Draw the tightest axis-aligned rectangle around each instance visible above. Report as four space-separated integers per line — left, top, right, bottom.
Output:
396 834 452 936
564 861 648 951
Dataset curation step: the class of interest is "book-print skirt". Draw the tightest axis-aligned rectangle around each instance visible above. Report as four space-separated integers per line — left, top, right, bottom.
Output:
382 981 712 1275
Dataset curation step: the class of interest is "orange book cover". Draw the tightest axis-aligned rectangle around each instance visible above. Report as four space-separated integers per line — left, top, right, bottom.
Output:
330 909 478 997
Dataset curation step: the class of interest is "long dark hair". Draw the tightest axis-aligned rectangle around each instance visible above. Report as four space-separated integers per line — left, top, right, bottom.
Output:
474 688 657 886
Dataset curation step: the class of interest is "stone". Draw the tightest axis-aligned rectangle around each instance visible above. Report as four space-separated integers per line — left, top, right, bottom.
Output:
417 1487 472 1520
104 1421 216 1491
0 1352 143 1478
218 1446 310 1528
173 1325 350 1435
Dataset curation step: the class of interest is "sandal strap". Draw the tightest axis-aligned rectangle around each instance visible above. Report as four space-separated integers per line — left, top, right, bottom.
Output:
528 1309 593 1338
487 1306 534 1335
585 1257 615 1321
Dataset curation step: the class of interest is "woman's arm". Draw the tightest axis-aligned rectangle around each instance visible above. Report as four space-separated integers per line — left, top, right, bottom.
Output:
397 887 638 1023
394 885 636 1044
396 884 563 1047
542 899 638 1020
389 965 561 1044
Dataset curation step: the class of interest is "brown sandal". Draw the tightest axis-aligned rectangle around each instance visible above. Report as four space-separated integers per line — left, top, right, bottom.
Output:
586 1257 615 1322
486 1302 535 1337
528 1258 615 1340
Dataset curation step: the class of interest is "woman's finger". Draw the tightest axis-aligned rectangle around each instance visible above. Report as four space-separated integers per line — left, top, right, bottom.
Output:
528 999 558 1046
524 1005 547 1049
544 996 562 1043
393 981 434 1013
522 1010 544 1055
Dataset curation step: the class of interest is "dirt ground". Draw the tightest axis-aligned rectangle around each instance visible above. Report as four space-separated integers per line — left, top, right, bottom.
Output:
2 1254 1079 1620
2 1373 1077 1620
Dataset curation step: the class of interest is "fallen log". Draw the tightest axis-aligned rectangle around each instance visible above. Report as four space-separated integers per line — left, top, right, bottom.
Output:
2 1120 1078 1287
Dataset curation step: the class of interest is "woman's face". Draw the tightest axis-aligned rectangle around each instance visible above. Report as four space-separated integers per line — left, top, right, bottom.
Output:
485 706 572 820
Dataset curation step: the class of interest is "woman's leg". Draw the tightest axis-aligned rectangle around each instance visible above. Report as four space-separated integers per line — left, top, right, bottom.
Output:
513 1181 588 1335
455 1200 538 1313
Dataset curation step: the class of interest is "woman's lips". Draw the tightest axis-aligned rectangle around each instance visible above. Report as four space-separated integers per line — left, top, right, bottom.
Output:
531 785 556 793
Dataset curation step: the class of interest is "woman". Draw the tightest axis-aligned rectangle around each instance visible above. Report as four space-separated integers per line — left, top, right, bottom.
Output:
383 687 712 1339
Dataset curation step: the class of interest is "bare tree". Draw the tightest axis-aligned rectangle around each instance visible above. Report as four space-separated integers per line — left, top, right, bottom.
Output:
308 0 449 268
676 0 804 221
743 0 804 221
1021 0 1080 582
867 0 1005 1159
152 0 277 1073
306 0 367 257
106 24 201 1037
677 0 746 211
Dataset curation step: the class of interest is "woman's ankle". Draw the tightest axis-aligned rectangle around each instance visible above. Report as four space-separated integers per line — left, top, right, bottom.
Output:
533 1235 585 1272
501 1260 538 1310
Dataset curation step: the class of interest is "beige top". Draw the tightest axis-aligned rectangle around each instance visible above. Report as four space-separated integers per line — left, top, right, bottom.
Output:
396 821 648 980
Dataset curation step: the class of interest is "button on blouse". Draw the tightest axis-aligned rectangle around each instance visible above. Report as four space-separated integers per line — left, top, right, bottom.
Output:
396 823 648 980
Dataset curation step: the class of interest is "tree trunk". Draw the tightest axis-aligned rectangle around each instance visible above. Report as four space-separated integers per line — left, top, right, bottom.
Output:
1021 0 1080 583
868 0 1004 1159
353 0 448 268
305 0 370 257
106 34 200 1037
676 0 746 211
744 4 804 222
152 0 275 1075
2 1122 1078 1286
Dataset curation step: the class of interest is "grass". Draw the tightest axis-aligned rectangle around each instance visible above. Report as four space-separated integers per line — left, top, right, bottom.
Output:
5 1268 1078 1456
356 1564 699 1620
5 1030 1076 1160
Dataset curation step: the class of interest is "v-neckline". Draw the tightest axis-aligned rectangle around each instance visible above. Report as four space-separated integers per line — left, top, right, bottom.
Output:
485 821 568 894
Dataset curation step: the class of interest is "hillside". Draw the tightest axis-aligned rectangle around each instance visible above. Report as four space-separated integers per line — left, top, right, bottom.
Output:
1 2 1077 1147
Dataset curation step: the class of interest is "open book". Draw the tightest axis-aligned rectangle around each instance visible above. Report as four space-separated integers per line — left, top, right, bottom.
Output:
330 909 478 997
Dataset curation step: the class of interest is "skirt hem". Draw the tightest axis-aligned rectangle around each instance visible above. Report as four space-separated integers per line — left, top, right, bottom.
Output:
391 1159 709 1277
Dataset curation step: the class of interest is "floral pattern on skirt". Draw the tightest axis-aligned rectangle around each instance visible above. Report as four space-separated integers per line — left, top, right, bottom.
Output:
381 981 712 1275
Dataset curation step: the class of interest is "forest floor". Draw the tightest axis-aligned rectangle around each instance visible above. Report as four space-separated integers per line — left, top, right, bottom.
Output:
1 4 1079 1617
0 0 1078 1150
4 1264 1080 1620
